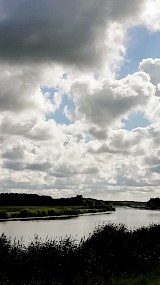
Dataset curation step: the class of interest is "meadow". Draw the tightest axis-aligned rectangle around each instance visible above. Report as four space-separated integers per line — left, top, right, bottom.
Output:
0 223 160 284
0 204 114 220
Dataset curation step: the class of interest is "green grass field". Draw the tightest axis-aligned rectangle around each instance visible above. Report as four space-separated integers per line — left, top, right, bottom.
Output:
0 205 112 219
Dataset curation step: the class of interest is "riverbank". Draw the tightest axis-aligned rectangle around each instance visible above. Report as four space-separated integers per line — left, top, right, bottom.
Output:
0 204 115 221
0 209 112 222
111 200 147 209
0 223 160 284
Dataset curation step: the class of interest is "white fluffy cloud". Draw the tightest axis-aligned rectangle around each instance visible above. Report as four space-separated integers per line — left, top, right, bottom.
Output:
0 0 160 200
140 58 160 86
139 0 160 31
71 72 155 131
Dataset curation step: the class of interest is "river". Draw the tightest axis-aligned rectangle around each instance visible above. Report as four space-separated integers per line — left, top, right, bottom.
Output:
0 207 160 244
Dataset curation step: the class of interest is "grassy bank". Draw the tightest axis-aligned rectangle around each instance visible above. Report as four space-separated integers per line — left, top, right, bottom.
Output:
111 200 147 209
0 204 114 220
0 223 160 284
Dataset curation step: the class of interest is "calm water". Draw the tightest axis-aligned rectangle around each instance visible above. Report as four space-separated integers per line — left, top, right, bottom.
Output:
0 208 160 244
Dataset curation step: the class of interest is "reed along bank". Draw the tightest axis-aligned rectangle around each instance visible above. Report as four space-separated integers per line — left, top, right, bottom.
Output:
0 223 160 284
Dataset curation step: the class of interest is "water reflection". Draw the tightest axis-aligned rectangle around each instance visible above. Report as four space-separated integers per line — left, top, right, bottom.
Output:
0 208 159 244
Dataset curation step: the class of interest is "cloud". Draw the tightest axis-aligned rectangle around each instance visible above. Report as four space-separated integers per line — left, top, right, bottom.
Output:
71 71 155 130
88 128 143 156
0 0 153 73
0 0 160 200
140 0 160 31
150 165 160 174
0 60 159 200
26 120 61 141
140 58 160 86
0 63 59 127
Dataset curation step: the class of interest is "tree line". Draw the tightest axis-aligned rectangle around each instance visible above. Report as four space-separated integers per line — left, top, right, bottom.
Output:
0 193 111 207
147 197 160 209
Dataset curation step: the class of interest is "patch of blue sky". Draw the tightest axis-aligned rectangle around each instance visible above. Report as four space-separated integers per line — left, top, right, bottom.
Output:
118 26 160 79
122 112 150 131
41 86 58 95
51 94 75 125
119 26 160 130
48 94 75 125
41 86 75 125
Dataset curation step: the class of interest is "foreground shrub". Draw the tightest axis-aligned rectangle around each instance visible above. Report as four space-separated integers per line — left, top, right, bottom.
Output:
0 223 160 284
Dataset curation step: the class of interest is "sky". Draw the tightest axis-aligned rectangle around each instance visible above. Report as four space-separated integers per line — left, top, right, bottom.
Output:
0 0 160 201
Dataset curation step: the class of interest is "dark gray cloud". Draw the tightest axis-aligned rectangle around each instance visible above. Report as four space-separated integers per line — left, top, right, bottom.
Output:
3 160 26 171
49 164 98 178
150 165 160 174
82 167 98 174
88 142 129 155
0 0 145 68
2 146 25 160
89 126 107 140
26 162 52 172
3 159 52 172
49 164 77 178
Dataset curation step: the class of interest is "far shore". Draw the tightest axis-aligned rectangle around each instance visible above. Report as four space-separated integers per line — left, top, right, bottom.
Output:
1 196 160 222
0 210 112 222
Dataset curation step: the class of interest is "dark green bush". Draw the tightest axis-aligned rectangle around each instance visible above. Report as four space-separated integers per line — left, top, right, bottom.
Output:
47 209 55 216
19 209 29 217
0 223 160 284
0 210 8 219
20 209 40 218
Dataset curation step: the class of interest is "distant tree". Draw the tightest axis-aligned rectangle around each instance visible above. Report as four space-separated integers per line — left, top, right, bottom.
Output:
147 197 160 209
74 195 83 205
